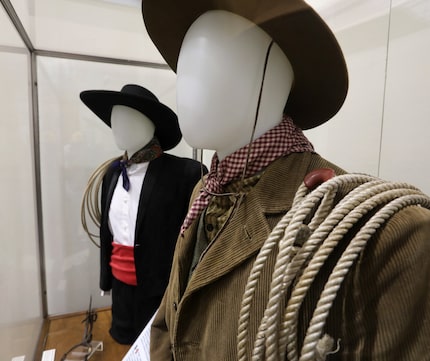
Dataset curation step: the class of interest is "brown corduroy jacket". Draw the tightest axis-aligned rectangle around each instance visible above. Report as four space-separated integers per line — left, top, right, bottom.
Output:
150 152 430 361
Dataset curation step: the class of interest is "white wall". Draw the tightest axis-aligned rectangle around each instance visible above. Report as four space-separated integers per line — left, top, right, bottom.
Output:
0 5 43 361
305 0 430 197
379 0 430 193
11 0 164 62
305 0 391 176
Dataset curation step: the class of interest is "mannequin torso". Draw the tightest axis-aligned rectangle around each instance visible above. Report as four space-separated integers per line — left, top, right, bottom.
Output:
99 101 206 345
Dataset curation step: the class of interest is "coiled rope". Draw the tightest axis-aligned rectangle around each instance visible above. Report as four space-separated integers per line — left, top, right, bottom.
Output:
237 173 430 361
80 156 120 248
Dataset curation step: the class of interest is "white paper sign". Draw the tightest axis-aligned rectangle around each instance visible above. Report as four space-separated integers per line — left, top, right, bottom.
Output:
122 312 156 361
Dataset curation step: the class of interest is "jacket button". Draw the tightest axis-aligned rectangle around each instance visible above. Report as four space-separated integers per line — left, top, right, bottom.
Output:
173 302 177 311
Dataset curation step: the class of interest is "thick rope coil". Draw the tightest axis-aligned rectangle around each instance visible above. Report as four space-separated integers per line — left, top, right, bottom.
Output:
237 173 430 361
296 192 429 361
284 185 421 361
240 174 378 361
81 157 120 248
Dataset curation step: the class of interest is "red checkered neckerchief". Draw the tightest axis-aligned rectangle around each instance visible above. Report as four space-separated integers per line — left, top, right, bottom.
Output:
180 115 314 234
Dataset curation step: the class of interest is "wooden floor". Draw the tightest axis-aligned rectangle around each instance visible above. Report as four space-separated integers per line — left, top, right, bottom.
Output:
42 308 130 361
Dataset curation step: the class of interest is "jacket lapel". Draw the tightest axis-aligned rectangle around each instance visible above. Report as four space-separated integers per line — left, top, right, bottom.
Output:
134 156 164 242
105 170 120 217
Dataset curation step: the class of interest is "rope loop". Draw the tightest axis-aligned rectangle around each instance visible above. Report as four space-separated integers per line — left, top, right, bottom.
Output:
81 156 120 248
237 173 430 361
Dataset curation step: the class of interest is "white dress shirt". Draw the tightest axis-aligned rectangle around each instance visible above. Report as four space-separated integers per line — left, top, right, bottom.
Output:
108 162 149 246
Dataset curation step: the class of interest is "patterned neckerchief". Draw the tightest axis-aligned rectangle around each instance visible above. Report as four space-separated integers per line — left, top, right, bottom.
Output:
112 137 163 191
180 115 314 234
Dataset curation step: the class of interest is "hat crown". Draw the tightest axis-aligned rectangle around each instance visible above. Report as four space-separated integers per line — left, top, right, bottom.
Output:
120 84 159 103
80 84 182 151
143 0 349 129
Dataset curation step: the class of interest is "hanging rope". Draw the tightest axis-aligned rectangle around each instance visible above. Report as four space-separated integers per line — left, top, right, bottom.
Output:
237 173 430 361
80 156 120 248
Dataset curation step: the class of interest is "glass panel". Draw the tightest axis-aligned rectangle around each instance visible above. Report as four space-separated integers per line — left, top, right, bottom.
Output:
379 0 430 195
11 0 165 63
1 2 24 47
37 56 193 315
305 0 391 176
0 4 43 361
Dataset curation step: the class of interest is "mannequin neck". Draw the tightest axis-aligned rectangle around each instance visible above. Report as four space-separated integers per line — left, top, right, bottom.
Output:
214 117 283 161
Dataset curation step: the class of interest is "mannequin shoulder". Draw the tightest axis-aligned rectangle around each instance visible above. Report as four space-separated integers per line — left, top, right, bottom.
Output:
306 153 348 177
159 153 208 174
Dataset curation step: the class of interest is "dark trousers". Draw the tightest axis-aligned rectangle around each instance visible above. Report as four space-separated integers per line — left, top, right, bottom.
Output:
110 277 162 345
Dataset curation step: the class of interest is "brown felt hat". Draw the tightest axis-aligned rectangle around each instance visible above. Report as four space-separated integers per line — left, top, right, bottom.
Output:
142 0 348 129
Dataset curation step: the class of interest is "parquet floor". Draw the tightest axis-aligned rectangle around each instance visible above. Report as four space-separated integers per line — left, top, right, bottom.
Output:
42 308 130 361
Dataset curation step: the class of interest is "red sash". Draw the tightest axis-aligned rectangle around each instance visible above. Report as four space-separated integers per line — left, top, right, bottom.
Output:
110 242 137 286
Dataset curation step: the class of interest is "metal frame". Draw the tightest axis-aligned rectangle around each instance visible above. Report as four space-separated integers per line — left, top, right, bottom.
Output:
1 1 179 358
1 0 172 326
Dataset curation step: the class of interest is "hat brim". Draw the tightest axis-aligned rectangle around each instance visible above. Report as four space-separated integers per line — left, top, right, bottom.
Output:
80 90 181 151
142 0 348 129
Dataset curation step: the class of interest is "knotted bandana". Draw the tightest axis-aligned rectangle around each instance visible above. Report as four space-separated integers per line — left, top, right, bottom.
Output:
180 116 314 233
112 137 163 191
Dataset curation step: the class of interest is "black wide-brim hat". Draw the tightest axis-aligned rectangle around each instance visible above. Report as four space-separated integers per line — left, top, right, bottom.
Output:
142 0 348 130
80 84 182 151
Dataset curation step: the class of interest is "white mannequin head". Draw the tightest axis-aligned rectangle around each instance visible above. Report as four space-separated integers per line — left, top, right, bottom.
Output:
176 10 294 160
110 105 156 157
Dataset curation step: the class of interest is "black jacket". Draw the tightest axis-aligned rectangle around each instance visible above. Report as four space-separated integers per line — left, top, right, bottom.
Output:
100 153 206 297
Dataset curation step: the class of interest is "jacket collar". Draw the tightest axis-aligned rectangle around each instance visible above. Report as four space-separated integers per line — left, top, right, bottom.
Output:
181 152 313 296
